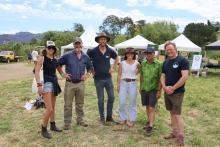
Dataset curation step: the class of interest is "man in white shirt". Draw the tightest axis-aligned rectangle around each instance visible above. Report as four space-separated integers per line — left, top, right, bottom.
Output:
32 49 38 73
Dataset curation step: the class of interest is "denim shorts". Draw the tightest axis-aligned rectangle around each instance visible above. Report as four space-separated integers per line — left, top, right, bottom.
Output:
43 82 54 93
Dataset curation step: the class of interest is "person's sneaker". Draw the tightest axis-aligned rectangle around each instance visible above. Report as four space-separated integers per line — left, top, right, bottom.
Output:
164 133 176 139
143 121 149 130
146 126 153 137
63 124 71 130
77 122 88 127
178 135 184 146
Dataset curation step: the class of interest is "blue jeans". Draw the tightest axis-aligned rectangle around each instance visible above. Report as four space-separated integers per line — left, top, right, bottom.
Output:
94 78 115 119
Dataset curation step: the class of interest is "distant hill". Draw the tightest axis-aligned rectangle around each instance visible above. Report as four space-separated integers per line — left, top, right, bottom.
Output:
0 32 42 44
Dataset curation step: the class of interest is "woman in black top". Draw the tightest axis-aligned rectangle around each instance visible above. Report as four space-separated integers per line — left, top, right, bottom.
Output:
35 41 62 139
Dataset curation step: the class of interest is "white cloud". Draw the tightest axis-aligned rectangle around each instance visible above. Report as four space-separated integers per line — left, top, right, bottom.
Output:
63 0 85 7
155 0 220 20
21 15 28 19
0 0 218 34
0 2 80 20
39 0 48 8
0 3 28 12
126 0 151 7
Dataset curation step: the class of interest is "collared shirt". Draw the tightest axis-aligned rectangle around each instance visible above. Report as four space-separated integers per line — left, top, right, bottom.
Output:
57 50 93 81
87 45 117 80
141 59 162 91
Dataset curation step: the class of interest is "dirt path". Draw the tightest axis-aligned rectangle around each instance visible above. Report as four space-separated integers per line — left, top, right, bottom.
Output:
0 63 34 82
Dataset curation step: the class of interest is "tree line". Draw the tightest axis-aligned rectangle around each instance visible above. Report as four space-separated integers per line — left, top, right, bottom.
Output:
0 15 219 60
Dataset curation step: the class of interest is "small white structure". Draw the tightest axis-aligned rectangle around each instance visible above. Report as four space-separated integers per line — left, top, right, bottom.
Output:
61 30 98 55
159 34 201 52
114 35 155 49
61 29 115 56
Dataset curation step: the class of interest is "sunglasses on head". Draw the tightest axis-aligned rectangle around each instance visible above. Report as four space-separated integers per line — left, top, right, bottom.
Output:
48 46 56 50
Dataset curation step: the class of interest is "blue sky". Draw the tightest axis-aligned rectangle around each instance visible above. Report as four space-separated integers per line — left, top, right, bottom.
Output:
0 0 219 34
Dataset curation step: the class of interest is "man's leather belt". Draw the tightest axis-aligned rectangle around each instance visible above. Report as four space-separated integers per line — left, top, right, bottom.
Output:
67 80 82 83
123 78 136 82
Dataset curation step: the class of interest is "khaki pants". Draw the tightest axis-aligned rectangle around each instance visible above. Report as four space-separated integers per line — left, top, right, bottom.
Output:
64 81 85 125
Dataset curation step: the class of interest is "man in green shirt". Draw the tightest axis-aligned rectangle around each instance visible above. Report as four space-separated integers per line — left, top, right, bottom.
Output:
140 46 162 136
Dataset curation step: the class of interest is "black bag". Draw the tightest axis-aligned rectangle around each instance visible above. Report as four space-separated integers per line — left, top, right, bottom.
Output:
34 96 45 109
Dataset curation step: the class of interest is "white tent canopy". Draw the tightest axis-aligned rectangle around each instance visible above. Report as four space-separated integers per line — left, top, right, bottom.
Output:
159 34 201 52
114 35 155 49
61 30 98 55
61 29 115 55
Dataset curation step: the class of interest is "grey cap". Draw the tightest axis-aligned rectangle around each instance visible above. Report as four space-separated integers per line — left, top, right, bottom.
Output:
73 37 82 44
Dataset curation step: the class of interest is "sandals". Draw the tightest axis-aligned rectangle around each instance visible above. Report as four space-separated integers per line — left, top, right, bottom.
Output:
127 121 135 127
118 120 127 125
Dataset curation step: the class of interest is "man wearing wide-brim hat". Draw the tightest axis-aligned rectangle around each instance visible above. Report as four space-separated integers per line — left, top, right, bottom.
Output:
140 45 162 136
87 32 119 125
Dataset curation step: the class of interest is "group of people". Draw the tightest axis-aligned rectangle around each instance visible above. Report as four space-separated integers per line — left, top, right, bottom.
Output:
34 32 189 146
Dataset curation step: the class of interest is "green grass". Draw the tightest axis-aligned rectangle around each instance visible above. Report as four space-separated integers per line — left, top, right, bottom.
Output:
217 32 220 40
0 71 220 146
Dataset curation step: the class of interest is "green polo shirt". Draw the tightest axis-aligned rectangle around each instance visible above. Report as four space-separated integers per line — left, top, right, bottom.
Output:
141 59 162 91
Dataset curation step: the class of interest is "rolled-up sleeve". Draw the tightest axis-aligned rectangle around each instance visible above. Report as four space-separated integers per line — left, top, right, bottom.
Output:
110 49 117 59
86 56 93 71
57 54 67 66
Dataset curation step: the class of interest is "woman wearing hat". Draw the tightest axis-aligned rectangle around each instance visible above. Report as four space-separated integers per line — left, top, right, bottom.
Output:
35 41 62 139
117 47 140 127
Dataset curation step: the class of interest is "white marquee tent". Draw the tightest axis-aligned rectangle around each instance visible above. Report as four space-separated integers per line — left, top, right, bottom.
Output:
61 30 98 55
114 35 155 49
61 30 115 56
159 34 201 52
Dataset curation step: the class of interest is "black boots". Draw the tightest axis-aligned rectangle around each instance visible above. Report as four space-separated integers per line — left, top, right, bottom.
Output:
50 122 62 132
41 126 52 139
41 122 62 139
106 116 115 122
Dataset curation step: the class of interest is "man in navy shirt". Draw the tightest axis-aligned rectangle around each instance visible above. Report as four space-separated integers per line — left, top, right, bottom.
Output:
160 41 189 146
87 32 119 124
57 37 93 129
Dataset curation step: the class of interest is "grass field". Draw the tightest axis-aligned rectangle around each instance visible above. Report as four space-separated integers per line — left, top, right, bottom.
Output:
0 71 220 147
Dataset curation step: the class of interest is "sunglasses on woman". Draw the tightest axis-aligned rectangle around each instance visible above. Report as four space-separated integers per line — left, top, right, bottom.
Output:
48 46 56 50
